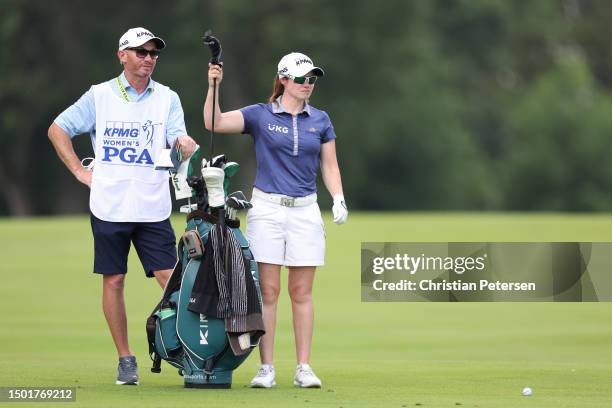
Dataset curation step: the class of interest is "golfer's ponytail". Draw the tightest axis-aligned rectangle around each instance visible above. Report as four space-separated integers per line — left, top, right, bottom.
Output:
269 76 284 103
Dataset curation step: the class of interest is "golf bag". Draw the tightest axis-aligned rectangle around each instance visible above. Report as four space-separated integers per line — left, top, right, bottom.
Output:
146 156 263 388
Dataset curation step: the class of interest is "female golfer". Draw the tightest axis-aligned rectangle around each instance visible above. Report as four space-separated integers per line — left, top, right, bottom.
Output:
204 52 347 388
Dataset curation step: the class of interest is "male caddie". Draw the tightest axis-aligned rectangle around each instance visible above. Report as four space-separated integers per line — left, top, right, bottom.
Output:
48 27 196 385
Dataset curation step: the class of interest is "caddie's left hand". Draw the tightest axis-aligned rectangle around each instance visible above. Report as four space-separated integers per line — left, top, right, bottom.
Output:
176 135 197 159
332 194 348 224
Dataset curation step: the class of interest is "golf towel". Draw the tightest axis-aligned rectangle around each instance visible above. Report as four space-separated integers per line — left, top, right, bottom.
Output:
188 224 264 355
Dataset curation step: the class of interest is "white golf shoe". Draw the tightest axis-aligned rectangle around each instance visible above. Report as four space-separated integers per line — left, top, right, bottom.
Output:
294 364 322 388
250 364 276 388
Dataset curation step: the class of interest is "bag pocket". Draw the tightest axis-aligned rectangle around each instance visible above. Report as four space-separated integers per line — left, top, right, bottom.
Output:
155 300 181 358
182 230 204 259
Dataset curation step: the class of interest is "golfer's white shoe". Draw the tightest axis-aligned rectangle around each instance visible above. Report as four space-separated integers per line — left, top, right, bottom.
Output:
294 364 322 388
250 364 276 388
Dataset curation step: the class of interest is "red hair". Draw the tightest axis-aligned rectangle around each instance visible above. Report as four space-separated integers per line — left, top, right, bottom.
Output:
268 76 284 103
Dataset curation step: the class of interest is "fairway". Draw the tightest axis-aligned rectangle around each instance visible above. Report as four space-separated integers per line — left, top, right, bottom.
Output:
1 213 611 407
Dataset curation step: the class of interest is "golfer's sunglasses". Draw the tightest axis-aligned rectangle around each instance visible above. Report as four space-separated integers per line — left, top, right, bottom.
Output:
127 47 161 59
286 74 318 85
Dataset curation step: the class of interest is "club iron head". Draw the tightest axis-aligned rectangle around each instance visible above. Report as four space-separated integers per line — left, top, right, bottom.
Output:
228 191 248 201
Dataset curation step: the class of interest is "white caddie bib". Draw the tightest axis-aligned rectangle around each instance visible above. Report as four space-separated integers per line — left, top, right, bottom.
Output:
90 81 172 222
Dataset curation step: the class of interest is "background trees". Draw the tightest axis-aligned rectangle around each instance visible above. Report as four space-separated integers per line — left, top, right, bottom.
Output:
2 0 612 215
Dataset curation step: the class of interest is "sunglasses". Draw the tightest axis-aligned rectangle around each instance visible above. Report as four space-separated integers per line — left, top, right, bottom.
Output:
286 75 318 85
127 48 160 59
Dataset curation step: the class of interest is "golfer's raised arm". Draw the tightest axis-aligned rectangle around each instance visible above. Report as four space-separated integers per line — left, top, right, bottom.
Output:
204 63 244 133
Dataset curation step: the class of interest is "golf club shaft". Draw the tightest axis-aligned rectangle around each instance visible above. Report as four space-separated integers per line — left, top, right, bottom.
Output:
211 77 217 158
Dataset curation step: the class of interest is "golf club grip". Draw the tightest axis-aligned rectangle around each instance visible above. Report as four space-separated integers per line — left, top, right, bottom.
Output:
208 42 221 65
210 55 221 65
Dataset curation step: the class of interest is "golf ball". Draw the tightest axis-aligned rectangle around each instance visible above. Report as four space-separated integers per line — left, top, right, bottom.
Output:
522 387 532 396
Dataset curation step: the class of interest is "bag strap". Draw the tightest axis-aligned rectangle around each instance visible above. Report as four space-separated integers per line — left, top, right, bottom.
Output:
146 312 162 373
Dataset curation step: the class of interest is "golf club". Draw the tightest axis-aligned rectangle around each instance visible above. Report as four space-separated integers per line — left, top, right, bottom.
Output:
202 29 222 159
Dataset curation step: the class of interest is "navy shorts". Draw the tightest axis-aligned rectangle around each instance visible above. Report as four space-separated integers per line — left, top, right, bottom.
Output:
90 214 177 277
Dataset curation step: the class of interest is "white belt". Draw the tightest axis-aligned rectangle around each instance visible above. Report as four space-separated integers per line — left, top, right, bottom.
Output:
252 188 317 208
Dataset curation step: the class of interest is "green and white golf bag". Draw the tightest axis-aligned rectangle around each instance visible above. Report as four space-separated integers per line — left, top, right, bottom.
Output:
146 153 262 388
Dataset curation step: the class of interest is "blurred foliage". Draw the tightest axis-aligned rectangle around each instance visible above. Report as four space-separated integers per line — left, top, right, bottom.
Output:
2 0 612 214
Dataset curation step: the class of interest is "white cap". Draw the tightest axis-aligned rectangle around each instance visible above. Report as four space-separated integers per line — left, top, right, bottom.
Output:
118 27 165 50
277 52 324 78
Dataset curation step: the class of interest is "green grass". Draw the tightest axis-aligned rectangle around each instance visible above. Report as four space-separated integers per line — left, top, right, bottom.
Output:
1 212 612 407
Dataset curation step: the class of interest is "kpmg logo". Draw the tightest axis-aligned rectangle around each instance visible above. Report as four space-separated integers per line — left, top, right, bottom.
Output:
101 120 162 166
295 58 312 66
136 31 153 38
103 121 140 138
268 123 289 134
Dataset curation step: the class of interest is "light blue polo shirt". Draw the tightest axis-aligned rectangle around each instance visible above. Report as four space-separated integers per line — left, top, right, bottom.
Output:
54 72 187 149
241 97 336 197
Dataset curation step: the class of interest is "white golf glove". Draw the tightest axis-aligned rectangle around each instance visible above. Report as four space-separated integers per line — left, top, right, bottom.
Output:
332 194 348 224
202 166 225 208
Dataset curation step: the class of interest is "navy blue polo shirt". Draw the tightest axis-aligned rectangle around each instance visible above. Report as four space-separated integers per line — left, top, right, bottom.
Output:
241 97 336 197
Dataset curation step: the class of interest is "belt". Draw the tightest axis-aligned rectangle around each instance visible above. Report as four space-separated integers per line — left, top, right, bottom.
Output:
252 188 317 208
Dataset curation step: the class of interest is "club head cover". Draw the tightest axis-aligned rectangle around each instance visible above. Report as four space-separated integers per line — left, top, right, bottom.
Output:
225 196 241 210
202 30 223 65
228 190 248 201
202 166 225 208
223 162 240 178
225 196 253 210
241 199 254 210
210 154 227 168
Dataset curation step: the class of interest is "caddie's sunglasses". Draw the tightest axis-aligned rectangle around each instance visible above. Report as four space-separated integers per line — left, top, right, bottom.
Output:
128 48 161 59
287 75 318 85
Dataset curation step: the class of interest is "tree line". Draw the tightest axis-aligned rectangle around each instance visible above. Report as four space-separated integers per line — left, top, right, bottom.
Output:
2 0 612 215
